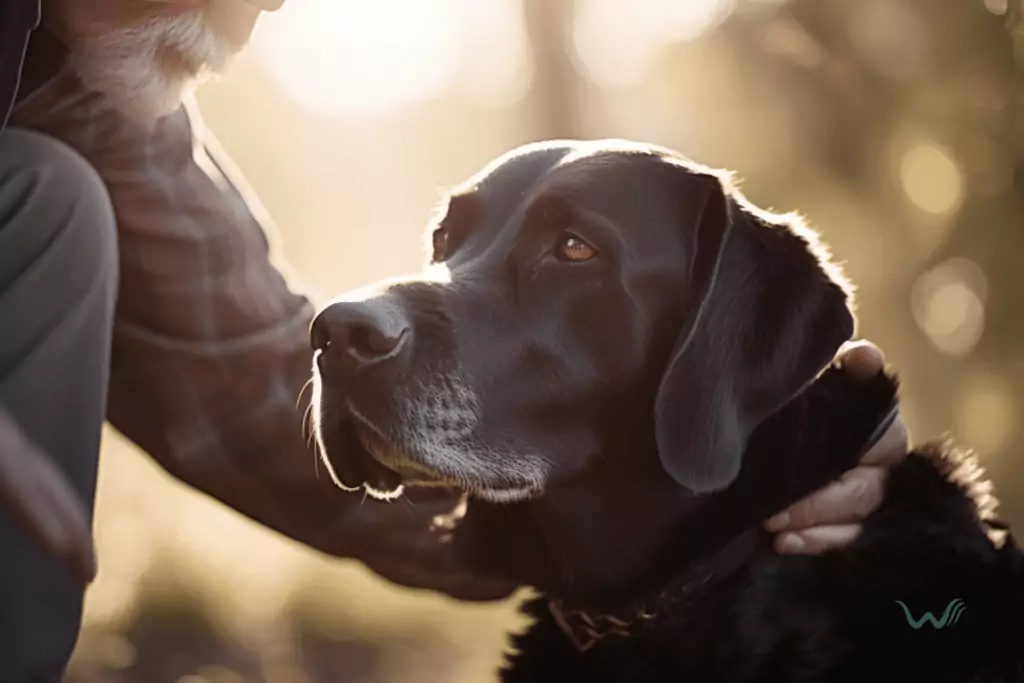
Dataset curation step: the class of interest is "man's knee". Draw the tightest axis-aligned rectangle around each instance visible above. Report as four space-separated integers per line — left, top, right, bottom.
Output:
0 130 116 682
0 128 118 295
0 131 116 681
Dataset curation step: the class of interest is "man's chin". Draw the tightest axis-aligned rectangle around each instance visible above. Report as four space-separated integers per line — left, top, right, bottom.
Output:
66 11 238 122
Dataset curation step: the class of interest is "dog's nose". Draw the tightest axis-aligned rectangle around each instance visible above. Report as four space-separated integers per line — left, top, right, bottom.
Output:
310 299 410 369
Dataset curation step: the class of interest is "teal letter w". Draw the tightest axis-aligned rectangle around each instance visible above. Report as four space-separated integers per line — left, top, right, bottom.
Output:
894 598 967 629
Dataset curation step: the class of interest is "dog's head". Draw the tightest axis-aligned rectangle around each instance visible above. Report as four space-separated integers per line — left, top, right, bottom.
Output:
310 140 855 514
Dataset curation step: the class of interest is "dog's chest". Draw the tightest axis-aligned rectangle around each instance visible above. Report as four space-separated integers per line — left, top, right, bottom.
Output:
497 488 1024 683
499 581 774 683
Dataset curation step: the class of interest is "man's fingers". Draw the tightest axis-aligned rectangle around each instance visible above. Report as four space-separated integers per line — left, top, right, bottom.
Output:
835 339 910 466
774 524 862 555
764 466 887 531
836 339 886 380
859 412 909 466
763 339 908 556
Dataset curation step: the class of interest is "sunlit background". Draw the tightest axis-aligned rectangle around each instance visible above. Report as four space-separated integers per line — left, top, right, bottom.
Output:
66 0 1024 681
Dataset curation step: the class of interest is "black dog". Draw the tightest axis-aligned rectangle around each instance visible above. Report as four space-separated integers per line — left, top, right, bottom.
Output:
310 140 1024 682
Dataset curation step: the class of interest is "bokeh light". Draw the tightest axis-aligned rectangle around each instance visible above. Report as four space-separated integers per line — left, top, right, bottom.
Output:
956 368 1017 457
899 142 965 216
984 0 1009 15
455 1 534 107
252 0 532 116
571 0 735 88
848 0 929 80
911 258 987 357
760 17 824 69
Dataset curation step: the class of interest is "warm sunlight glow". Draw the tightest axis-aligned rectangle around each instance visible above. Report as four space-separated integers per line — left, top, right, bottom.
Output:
455 1 534 107
572 0 735 88
848 1 928 80
911 258 987 357
254 0 461 116
252 0 531 116
957 369 1016 457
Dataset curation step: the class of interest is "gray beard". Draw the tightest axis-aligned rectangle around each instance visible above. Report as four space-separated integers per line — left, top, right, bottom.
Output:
67 10 239 122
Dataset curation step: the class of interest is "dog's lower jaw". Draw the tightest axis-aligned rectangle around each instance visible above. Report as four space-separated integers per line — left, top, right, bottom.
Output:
345 433 544 504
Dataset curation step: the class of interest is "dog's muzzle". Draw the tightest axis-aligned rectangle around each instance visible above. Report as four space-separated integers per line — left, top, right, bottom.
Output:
310 296 417 496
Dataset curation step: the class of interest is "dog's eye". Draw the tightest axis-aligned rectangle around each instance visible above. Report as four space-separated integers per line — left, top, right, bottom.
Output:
555 232 598 263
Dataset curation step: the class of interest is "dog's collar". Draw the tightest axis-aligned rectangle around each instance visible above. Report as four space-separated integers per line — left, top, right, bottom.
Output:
548 529 760 652
547 599 656 652
547 377 903 654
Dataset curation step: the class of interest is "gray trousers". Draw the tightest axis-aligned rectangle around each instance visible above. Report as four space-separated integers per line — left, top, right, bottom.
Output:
0 128 118 682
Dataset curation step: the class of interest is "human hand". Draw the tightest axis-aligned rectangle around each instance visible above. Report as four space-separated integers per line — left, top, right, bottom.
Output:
0 410 97 585
336 488 518 602
763 340 910 554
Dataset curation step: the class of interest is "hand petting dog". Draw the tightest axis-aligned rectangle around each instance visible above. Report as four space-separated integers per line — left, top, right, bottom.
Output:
765 339 909 554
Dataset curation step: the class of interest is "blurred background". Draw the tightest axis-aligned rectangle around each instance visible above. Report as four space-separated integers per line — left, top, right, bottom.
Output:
66 0 1024 681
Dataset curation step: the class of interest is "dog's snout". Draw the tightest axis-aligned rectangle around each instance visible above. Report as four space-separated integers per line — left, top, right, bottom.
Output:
311 299 410 369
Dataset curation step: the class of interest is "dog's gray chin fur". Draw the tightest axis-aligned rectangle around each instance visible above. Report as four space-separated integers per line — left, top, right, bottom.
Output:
352 424 543 504
471 485 543 504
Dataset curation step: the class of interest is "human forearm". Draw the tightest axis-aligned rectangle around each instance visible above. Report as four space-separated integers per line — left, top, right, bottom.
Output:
10 82 514 599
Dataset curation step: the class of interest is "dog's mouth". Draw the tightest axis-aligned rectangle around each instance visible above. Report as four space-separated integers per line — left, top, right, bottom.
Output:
315 399 542 504
312 414 403 499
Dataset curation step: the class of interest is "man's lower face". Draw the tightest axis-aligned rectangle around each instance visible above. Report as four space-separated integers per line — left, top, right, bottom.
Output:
66 3 251 120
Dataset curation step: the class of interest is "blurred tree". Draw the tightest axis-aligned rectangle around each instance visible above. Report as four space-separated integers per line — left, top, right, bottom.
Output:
523 0 580 137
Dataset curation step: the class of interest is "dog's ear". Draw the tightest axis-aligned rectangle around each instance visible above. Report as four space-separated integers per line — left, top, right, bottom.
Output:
654 169 855 494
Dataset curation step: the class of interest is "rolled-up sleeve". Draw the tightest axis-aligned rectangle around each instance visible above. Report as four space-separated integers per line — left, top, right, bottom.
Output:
10 66 372 556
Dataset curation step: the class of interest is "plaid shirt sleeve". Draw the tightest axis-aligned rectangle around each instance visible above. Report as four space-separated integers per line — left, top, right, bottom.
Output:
8 64 426 561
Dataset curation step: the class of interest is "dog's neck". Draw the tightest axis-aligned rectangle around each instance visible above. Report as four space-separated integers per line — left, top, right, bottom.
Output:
455 365 899 611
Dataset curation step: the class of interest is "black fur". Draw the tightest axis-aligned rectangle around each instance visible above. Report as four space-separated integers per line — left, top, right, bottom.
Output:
501 368 1024 683
310 140 1024 683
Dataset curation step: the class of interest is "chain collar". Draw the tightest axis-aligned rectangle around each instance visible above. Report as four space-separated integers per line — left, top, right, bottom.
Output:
546 529 764 652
